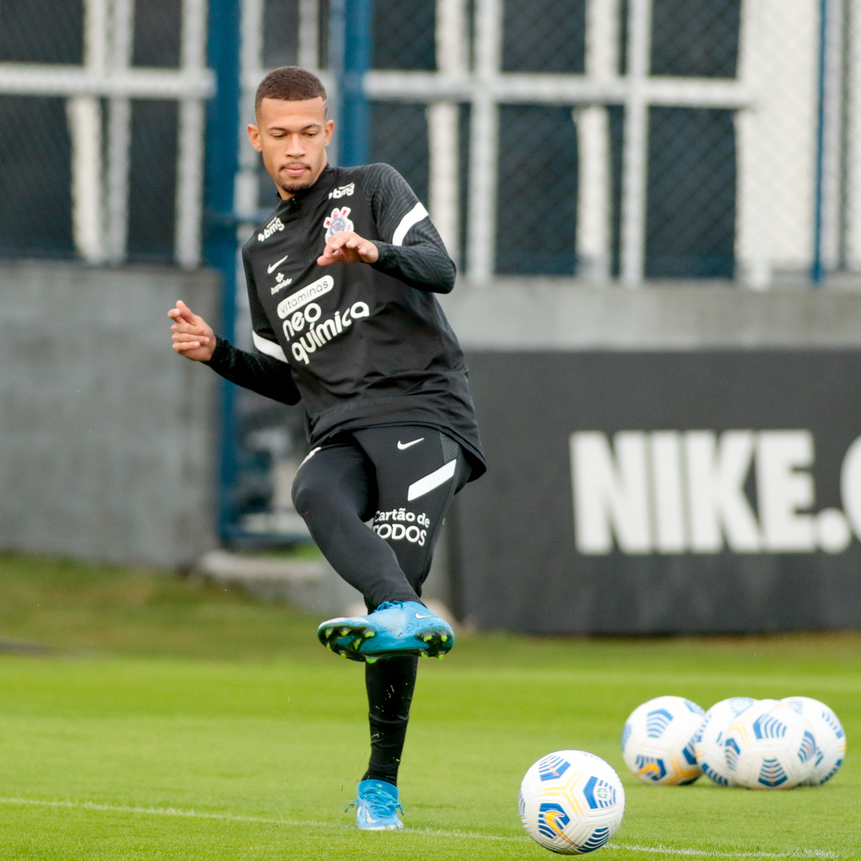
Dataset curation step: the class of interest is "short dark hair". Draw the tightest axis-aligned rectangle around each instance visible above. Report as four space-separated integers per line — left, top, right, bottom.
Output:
255 66 328 116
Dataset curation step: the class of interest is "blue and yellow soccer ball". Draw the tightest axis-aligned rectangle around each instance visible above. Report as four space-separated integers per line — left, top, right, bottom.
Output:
695 696 758 787
781 696 846 786
519 750 625 855
723 699 817 789
621 695 705 785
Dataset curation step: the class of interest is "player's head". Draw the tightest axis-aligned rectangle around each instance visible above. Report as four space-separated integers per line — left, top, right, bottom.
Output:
248 66 334 199
254 66 328 119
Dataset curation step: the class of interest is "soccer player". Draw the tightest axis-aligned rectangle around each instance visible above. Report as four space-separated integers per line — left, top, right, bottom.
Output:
168 66 484 830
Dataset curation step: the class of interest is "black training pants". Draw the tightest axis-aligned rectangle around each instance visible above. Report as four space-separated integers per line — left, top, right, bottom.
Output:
291 424 470 610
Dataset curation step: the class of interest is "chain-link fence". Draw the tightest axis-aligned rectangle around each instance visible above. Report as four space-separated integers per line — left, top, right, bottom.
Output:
3 0 859 540
0 0 211 265
233 0 857 286
2 1 856 277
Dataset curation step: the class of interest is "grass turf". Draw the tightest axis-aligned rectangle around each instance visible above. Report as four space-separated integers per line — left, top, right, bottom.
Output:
0 554 858 860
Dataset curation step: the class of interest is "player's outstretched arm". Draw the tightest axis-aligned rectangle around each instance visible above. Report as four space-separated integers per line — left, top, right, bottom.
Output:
169 297 301 405
168 299 216 362
317 231 379 267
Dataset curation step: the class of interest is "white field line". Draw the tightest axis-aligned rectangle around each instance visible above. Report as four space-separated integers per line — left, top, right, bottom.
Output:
0 797 838 859
607 844 838 860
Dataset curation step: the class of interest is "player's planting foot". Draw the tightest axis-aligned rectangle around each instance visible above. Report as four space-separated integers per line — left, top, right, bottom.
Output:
348 779 404 830
317 600 454 661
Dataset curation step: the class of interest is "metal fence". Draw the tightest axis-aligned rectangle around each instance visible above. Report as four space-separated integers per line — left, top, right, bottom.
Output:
355 0 850 287
2 0 857 284
0 0 212 265
3 0 859 541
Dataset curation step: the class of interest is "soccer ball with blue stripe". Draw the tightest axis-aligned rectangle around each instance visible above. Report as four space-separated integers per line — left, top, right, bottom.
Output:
723 699 817 789
781 696 846 786
695 697 758 787
519 750 625 855
621 695 706 785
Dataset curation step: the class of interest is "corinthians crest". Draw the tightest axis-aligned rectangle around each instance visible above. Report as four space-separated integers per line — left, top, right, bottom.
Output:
323 206 354 238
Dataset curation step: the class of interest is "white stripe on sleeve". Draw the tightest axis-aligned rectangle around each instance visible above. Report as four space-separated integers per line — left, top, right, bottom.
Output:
252 331 289 363
407 458 457 501
392 202 429 247
298 447 321 468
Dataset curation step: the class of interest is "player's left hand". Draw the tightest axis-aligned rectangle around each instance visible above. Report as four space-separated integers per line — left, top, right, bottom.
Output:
317 231 380 266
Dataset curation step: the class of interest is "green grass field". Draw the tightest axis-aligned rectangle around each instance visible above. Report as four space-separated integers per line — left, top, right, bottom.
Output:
0 554 858 860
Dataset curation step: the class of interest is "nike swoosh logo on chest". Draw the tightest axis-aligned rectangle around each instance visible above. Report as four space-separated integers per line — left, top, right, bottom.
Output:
267 254 289 274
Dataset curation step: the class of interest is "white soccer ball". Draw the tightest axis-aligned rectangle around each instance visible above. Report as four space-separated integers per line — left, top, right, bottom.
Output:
782 696 846 785
519 750 625 855
723 699 817 789
695 697 758 787
621 696 705 785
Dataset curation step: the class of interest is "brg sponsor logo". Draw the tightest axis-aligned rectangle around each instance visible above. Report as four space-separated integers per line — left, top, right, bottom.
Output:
328 183 355 199
570 430 861 556
257 216 284 242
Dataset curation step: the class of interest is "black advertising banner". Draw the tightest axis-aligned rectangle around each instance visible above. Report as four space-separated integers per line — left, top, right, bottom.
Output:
453 351 861 633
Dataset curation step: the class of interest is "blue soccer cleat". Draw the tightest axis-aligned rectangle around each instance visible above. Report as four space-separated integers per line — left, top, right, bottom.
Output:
348 779 404 831
317 601 454 661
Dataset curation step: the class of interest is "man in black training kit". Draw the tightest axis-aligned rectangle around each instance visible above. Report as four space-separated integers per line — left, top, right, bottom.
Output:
169 67 484 830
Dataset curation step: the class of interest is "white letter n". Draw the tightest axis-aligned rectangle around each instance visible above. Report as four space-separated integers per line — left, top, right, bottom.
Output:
571 431 652 554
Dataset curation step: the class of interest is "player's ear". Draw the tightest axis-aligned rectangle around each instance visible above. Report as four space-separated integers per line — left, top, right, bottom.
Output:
324 119 334 146
247 123 263 152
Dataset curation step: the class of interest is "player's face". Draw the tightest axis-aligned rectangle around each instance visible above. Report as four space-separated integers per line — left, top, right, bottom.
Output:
248 97 334 199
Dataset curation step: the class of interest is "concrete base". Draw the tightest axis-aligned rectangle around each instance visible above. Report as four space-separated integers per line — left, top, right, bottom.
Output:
441 278 861 350
196 537 455 622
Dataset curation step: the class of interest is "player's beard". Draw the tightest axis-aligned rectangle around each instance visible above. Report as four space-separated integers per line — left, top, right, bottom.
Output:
278 175 315 195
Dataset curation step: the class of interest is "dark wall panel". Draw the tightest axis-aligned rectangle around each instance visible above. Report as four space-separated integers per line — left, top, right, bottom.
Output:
454 350 861 634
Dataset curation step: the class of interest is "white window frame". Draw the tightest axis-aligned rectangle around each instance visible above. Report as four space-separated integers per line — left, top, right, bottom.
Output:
364 0 753 286
239 0 840 288
0 0 214 267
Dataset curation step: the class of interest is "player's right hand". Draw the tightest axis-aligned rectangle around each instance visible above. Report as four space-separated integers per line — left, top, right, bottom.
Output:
168 299 216 362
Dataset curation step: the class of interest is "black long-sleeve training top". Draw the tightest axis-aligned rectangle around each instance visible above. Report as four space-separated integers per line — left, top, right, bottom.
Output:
206 162 485 479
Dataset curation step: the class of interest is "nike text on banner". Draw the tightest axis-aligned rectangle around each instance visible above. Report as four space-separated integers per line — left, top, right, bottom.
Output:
252 331 289 363
392 202 429 247
407 458 457 501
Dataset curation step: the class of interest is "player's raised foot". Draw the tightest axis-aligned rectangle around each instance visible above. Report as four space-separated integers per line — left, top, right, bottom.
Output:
348 779 404 831
317 600 454 661
316 612 376 661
